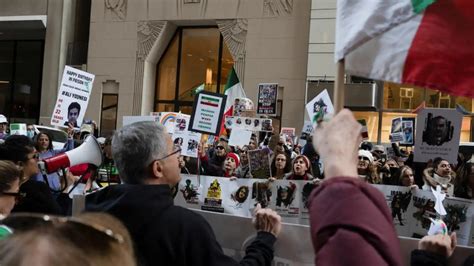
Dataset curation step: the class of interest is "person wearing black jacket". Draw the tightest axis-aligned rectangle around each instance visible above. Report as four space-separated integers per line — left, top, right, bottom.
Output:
86 121 281 266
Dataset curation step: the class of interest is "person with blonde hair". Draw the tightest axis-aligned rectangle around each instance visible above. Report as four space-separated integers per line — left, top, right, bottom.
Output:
0 212 136 266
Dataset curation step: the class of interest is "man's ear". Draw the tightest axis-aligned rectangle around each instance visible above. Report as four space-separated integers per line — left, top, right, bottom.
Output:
151 160 164 179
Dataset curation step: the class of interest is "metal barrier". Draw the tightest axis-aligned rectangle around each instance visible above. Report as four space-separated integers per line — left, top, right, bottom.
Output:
194 209 474 265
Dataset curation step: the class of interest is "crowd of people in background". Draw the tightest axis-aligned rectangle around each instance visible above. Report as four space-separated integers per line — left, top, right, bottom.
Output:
0 110 473 265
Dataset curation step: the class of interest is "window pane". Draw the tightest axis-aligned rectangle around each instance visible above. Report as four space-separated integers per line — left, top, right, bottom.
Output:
178 28 220 101
101 94 118 137
461 117 471 143
155 103 175 113
12 41 43 123
156 33 179 101
380 112 417 143
353 111 379 143
0 41 14 115
383 82 424 110
219 41 235 92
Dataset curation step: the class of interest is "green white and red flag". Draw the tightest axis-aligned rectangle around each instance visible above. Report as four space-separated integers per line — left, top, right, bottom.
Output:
336 0 474 98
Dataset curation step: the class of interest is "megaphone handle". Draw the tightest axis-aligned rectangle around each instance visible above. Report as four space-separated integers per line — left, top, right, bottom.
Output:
67 165 96 195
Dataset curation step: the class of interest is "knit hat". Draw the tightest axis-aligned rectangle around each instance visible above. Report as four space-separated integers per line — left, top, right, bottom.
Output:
294 155 310 170
226 152 240 168
358 149 374 163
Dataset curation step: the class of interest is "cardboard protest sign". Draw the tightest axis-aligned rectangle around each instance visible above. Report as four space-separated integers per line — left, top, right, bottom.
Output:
228 129 252 147
248 149 271 179
305 89 334 123
390 117 404 143
257 83 278 115
225 116 273 132
122 116 159 126
414 108 462 163
400 118 415 146
9 123 27 136
51 66 95 128
189 92 226 136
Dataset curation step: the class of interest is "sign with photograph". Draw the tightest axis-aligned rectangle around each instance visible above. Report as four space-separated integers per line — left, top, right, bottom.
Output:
305 89 334 123
225 116 273 132
390 117 404 143
400 118 415 146
228 129 252 147
414 108 463 163
257 83 278 115
189 91 227 136
51 66 95 128
248 149 271 179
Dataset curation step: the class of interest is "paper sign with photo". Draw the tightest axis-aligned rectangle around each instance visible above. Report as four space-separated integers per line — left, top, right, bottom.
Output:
201 177 225 213
400 118 415 146
51 66 95 128
390 117 404 143
257 83 278 115
305 89 334 124
414 108 463 163
225 117 272 132
280 127 296 138
175 174 203 209
174 113 191 133
248 149 271 179
271 180 301 219
228 129 252 147
374 185 413 236
173 131 201 158
223 179 252 217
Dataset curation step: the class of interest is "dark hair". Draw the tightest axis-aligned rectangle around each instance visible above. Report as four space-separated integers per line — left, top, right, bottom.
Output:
432 157 447 171
68 102 81 114
0 160 21 192
271 152 291 176
0 135 35 163
35 132 54 151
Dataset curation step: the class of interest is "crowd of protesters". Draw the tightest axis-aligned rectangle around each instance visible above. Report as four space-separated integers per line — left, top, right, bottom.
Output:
0 110 473 265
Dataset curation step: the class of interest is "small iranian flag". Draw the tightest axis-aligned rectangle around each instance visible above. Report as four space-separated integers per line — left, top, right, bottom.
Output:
200 96 220 107
337 0 474 98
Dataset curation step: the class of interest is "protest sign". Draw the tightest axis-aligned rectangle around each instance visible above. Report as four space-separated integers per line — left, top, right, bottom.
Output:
257 83 278 115
225 116 273 132
400 118 415 146
248 149 271 179
228 129 252 147
305 89 334 123
9 123 27 136
122 116 159 126
189 92 226 135
233 98 254 117
414 108 462 163
51 66 95 128
390 117 404 143
301 121 314 135
280 127 296 138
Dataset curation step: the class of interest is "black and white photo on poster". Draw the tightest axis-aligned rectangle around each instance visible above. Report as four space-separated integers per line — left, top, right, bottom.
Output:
414 108 462 163
257 83 278 115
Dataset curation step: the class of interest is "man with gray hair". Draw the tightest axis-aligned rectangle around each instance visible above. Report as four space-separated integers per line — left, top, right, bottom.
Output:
86 121 281 266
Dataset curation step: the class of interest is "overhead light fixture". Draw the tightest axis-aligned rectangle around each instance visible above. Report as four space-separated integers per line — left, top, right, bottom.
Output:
0 81 9 84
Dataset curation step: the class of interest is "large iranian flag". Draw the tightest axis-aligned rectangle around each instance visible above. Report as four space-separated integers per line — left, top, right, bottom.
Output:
337 0 474 98
219 67 246 136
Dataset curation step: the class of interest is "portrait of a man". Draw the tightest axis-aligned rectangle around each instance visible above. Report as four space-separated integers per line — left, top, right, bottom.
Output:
64 102 81 127
422 113 453 146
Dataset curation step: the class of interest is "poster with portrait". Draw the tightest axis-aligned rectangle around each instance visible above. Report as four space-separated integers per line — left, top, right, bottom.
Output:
305 89 334 124
173 130 201 158
189 91 226 136
300 181 320 220
223 179 252 217
257 83 278 115
225 117 273 132
174 113 190 133
406 190 437 239
250 180 274 210
51 66 95 128
233 98 254 117
390 117 404 143
175 174 203 209
248 149 271 179
270 180 301 221
400 118 415 146
414 108 463 163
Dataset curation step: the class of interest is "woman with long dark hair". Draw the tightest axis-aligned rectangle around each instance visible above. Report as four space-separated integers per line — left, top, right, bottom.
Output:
0 160 22 217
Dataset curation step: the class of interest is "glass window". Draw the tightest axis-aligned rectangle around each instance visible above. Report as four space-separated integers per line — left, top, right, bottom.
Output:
100 94 118 137
155 27 234 112
353 111 380 142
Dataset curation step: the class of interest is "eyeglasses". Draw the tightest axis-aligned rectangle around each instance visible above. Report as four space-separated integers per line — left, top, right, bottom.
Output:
157 147 182 161
0 191 26 200
216 146 225 150
0 213 124 244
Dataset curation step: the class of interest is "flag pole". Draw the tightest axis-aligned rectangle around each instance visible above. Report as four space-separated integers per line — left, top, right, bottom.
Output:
334 59 345 112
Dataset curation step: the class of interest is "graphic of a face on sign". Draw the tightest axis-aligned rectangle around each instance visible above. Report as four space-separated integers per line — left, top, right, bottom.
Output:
51 66 95 128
